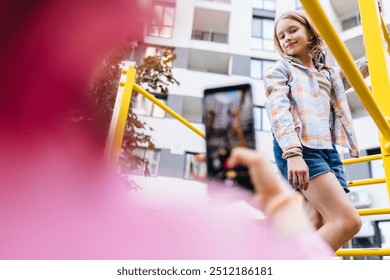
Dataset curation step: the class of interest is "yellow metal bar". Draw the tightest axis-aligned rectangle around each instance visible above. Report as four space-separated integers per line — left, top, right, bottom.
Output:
105 66 136 162
347 177 386 187
300 0 390 140
336 248 390 257
380 14 390 55
342 154 382 165
359 0 390 204
133 83 205 139
381 137 390 204
358 207 390 216
359 0 390 124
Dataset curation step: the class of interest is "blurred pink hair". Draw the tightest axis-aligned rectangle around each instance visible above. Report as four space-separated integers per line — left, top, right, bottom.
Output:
0 1 331 260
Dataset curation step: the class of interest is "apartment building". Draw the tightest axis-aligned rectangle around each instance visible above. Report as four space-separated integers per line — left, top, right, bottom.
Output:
128 0 390 257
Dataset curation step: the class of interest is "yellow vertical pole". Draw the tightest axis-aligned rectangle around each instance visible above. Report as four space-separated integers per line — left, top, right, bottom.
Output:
104 66 136 162
300 0 390 140
347 240 354 260
359 0 390 202
380 14 390 55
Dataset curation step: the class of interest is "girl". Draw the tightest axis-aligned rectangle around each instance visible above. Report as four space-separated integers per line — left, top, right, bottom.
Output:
263 10 368 251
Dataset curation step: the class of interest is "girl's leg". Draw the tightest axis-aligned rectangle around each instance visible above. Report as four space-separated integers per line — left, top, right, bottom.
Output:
300 172 362 251
301 196 324 230
295 193 323 230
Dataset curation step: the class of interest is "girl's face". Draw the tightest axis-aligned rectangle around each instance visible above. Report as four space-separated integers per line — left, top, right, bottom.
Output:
276 18 310 60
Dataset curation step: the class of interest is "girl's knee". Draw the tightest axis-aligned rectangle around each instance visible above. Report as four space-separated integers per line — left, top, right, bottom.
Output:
350 213 362 234
342 211 362 236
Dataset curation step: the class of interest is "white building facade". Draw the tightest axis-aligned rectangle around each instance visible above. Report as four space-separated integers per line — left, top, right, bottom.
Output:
129 0 390 257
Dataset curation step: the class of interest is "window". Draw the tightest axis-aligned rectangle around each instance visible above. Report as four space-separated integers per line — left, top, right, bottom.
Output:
376 220 390 260
250 58 274 79
184 152 207 181
144 46 175 67
253 106 271 132
147 1 176 38
144 46 174 58
253 0 275 11
132 148 161 177
132 93 167 118
145 46 160 57
252 17 274 51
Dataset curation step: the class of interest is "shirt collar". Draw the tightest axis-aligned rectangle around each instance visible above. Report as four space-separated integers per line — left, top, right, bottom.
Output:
284 56 329 71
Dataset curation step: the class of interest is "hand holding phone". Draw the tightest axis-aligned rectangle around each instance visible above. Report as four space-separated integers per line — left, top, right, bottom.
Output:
203 84 256 192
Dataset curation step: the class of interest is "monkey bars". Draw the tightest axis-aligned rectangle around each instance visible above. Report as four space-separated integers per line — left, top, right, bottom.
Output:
301 0 390 257
105 0 390 258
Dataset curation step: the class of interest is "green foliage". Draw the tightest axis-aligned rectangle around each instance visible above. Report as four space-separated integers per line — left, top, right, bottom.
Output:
120 48 179 175
135 48 179 94
87 43 179 176
86 42 132 142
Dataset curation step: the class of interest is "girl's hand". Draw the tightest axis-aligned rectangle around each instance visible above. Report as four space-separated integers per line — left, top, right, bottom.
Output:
287 156 309 191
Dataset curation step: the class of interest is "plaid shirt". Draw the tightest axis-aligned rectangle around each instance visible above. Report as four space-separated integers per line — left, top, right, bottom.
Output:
264 56 368 157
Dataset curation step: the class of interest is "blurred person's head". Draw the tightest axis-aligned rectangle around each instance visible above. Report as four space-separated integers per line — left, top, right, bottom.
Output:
0 0 145 145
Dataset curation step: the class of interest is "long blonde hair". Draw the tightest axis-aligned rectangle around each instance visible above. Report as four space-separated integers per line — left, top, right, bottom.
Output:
273 10 326 64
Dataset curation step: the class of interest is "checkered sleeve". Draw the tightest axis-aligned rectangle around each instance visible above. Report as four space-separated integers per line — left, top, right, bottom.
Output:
263 63 302 152
341 54 369 90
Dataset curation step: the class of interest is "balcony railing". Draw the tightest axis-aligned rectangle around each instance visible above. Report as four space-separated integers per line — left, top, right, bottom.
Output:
191 29 228 43
201 0 230 3
341 11 361 31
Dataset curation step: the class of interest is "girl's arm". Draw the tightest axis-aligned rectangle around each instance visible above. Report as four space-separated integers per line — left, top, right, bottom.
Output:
340 55 369 91
264 64 309 191
264 64 302 152
341 1 381 90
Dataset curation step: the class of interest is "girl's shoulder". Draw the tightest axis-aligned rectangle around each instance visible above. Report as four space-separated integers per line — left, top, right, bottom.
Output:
319 64 341 77
263 59 292 77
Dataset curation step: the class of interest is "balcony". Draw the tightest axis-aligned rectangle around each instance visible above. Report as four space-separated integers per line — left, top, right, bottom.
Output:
191 29 228 43
200 0 230 3
341 11 361 31
192 7 230 44
330 0 359 18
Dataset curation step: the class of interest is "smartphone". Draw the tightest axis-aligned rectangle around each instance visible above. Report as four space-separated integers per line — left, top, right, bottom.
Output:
203 83 256 192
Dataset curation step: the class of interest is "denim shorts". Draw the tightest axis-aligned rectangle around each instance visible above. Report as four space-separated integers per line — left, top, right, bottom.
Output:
273 139 349 193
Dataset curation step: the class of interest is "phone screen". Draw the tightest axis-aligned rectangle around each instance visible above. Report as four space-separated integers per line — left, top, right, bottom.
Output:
203 84 256 192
